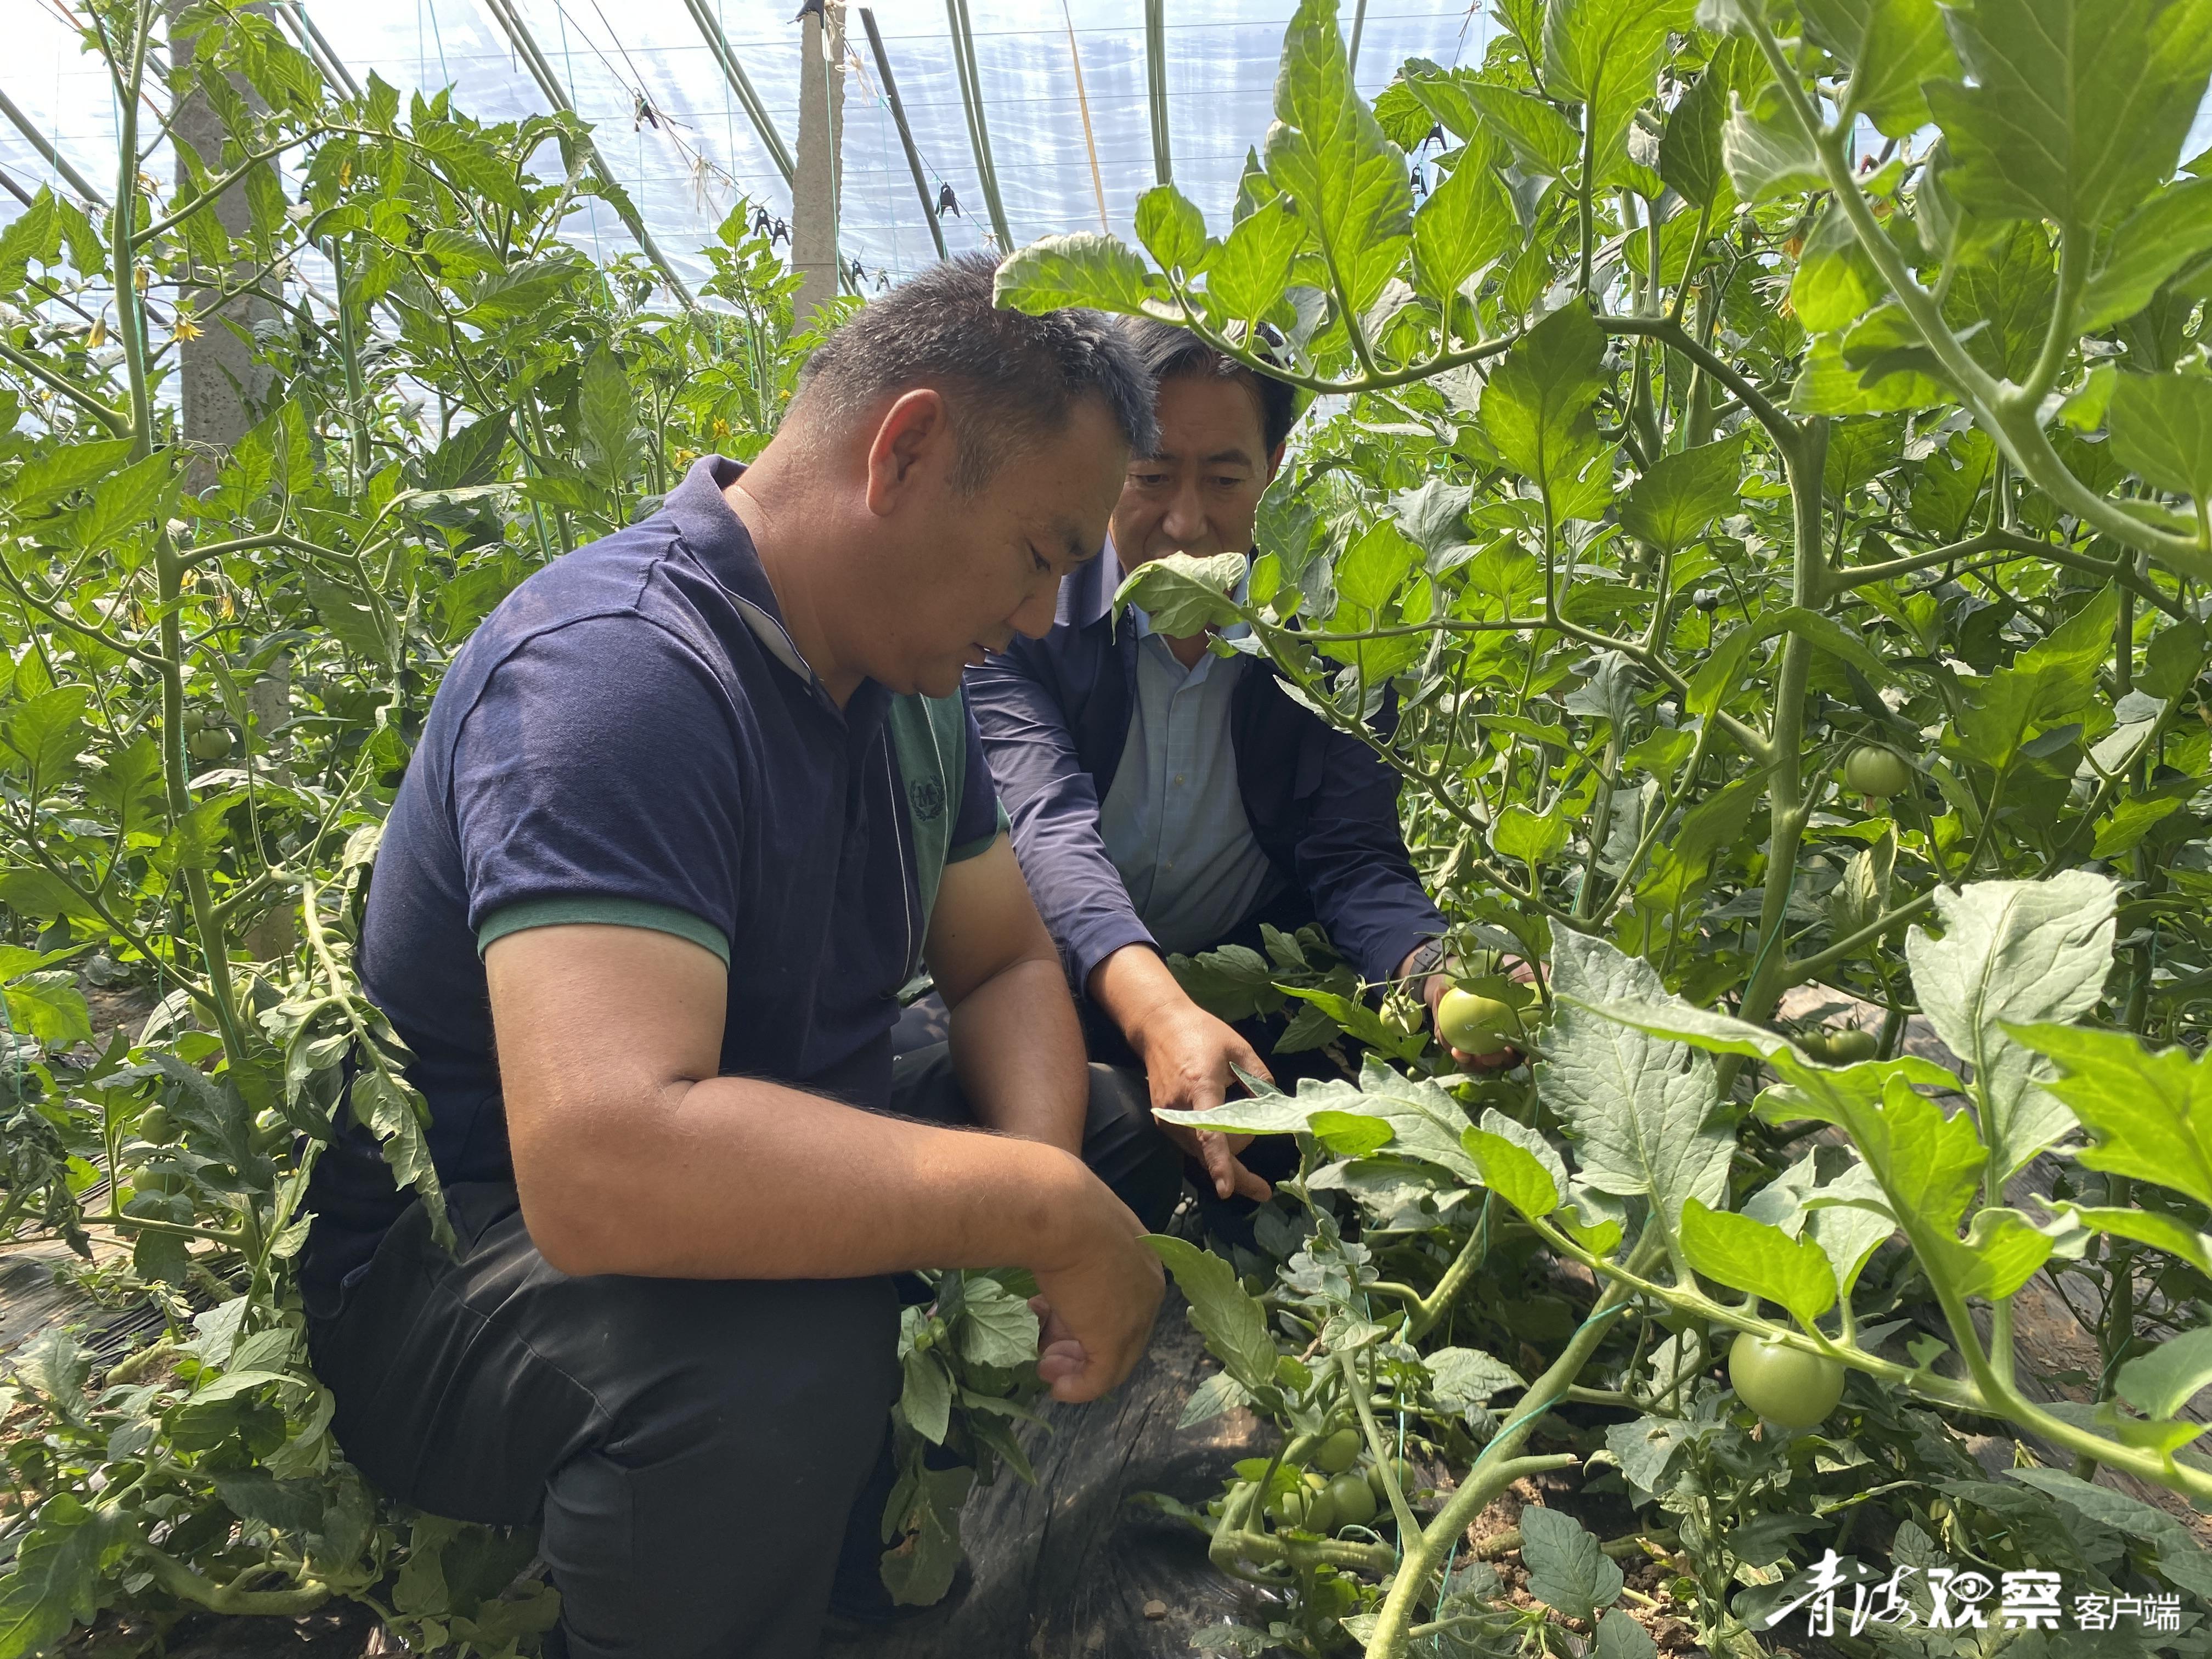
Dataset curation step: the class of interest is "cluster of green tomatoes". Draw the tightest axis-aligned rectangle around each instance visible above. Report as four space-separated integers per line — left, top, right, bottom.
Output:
1210 1426 1419 1538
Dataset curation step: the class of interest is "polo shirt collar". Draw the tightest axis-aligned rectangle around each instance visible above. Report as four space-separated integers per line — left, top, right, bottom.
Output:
669 453 888 729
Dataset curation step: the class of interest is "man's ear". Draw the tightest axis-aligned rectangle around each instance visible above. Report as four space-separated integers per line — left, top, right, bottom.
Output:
865 388 956 516
1263 441 1287 486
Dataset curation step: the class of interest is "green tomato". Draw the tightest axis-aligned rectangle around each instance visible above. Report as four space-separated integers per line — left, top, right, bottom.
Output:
1325 1472 1377 1529
178 708 207 735
187 726 233 762
1729 1335 1846 1429
1437 989 1522 1057
1824 1028 1879 1063
1843 746 1914 798
1367 1456 1415 1503
1316 1427 1361 1475
1268 1487 1306 1529
137 1104 176 1144
1300 1479 1338 1536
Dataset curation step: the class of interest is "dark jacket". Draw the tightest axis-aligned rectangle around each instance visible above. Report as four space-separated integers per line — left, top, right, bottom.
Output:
965 543 1444 996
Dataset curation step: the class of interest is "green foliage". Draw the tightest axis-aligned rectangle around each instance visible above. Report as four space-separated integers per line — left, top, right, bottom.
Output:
11 1 2212 1656
996 0 2212 1652
882 1269 1047 1606
0 4 811 1652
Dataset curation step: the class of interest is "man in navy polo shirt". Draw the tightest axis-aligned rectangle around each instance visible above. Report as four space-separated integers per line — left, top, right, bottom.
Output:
301 258 1181 1657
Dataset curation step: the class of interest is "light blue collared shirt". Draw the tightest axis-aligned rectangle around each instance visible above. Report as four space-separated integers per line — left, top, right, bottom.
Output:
1097 552 1285 955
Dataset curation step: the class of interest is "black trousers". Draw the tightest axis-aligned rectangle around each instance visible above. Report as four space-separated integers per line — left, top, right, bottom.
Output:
305 1052 1183 1659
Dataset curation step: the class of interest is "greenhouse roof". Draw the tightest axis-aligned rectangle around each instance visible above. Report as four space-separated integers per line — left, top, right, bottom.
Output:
0 1 1503 296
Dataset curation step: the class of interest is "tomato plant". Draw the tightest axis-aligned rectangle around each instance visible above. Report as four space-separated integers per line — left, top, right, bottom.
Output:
0 2 814 1651
1001 0 2212 1652
5 0 2212 1653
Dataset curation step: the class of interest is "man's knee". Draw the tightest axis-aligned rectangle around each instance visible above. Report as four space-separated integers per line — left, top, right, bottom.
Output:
540 1276 901 1659
1084 1063 1184 1232
600 1273 902 1465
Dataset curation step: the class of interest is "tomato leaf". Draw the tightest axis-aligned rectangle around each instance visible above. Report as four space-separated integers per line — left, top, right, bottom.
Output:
952 1277 1040 1371
1539 929 1730 1254
1423 1345 1525 1413
2081 176 2212 329
1147 1235 1279 1393
1807 0 1959 139
2006 1465 2212 1601
5 973 92 1049
1905 871 2117 1183
2117 1325 2212 1420
1263 0 1413 316
1203 200 1304 336
994 232 1163 319
1542 0 1694 190
2107 370 2212 502
1462 1121 1562 1221
2011 1020 2212 1212
898 1345 953 1444
1480 302 1611 520
0 1494 124 1659
1134 183 1209 274
1679 1197 1840 1328
1115 551 1247 636
1410 146 1518 304
1464 85 1584 180
1519 1504 1624 1625
1620 436 1745 555
2 687 89 793
1924 0 2212 233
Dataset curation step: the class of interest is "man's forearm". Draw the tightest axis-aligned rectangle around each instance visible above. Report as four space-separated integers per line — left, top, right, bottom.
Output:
945 953 1089 1156
1087 941 1192 1057
511 1071 1099 1280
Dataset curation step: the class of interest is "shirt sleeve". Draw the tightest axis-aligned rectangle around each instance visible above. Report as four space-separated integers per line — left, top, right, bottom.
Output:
966 645 1156 992
945 690 1009 862
452 614 746 961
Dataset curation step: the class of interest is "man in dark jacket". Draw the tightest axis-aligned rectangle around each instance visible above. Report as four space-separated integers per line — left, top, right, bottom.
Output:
966 322 1477 1206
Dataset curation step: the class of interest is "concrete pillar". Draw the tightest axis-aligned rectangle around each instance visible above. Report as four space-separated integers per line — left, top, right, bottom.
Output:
792 0 847 327
170 3 293 962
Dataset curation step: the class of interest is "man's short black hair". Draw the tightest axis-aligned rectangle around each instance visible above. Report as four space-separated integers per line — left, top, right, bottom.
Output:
790 253 1156 492
1119 319 1299 454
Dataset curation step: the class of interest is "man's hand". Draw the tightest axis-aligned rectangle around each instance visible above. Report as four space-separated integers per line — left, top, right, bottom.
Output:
1088 943 1274 1203
1028 1181 1166 1402
1129 998 1276 1203
1408 949 1539 1071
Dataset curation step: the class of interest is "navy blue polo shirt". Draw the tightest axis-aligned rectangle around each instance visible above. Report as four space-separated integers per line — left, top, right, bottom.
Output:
302 455 1001 1306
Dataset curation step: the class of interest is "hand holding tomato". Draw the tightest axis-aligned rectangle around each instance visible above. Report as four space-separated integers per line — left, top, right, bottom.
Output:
1413 952 1541 1070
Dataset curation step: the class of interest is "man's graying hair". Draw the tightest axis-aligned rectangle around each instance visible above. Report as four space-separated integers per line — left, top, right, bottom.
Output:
1119 318 1299 453
790 253 1157 492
